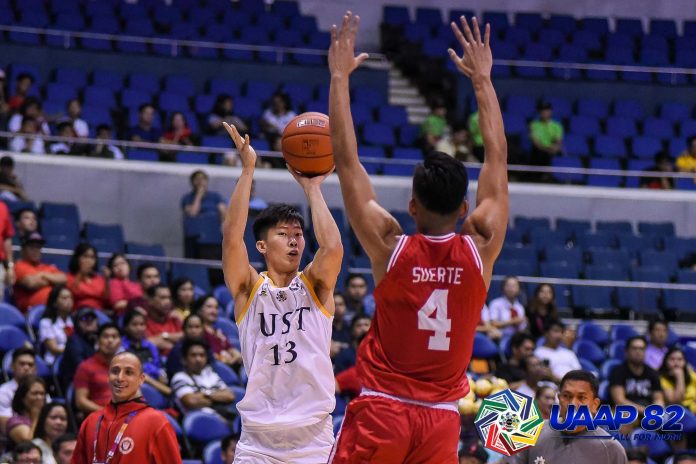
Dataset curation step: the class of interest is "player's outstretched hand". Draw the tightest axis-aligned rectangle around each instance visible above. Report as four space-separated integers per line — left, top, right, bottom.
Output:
223 122 256 170
287 164 334 190
329 11 369 78
448 16 492 82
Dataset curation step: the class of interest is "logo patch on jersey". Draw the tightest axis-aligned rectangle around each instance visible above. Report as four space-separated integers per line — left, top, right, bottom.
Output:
119 437 135 455
260 288 268 297
475 389 544 456
289 281 300 292
276 290 287 302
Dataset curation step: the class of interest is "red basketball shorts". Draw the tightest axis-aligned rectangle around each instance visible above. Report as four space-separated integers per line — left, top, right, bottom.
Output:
328 391 461 463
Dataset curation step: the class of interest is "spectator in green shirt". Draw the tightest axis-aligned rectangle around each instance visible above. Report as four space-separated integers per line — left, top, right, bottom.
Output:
467 111 484 161
421 97 449 150
529 101 564 164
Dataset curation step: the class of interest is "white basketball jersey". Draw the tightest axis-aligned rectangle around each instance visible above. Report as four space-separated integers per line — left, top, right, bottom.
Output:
236 272 335 430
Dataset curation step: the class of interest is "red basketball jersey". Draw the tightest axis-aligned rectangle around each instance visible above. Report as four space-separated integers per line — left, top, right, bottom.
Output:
356 233 487 403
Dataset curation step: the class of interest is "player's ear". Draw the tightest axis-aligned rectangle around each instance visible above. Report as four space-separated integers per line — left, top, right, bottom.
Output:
458 200 469 218
256 240 267 255
408 197 416 218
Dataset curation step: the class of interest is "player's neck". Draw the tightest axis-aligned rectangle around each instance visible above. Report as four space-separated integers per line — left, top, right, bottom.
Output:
414 213 458 236
266 268 297 288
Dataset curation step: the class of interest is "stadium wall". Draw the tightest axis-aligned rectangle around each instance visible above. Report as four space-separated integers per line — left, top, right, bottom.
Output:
13 155 696 257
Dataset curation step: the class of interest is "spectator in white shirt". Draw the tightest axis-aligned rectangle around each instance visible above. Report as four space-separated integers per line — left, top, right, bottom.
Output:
66 99 89 138
0 348 51 433
8 97 50 134
260 92 296 156
534 320 581 383
38 285 75 365
9 116 45 154
482 276 527 337
170 339 235 419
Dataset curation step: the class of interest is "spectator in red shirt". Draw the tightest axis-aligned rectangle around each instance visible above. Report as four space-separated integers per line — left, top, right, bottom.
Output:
144 284 183 357
13 233 67 312
195 295 241 367
106 253 142 316
161 112 194 147
74 323 121 416
67 243 109 310
7 73 34 112
0 199 15 297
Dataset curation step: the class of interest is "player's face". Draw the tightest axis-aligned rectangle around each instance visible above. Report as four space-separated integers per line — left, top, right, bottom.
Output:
109 355 145 402
260 221 305 272
558 380 600 434
56 441 76 464
650 323 668 346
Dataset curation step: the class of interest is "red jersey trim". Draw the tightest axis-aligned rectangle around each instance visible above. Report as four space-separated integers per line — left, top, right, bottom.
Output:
463 235 483 275
386 235 409 272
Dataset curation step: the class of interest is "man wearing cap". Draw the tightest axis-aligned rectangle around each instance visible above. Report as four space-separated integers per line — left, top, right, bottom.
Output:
529 101 564 177
13 232 67 312
72 352 182 464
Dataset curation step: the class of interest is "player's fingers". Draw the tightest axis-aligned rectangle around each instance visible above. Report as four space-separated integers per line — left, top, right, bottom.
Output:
330 24 337 44
450 21 469 48
460 16 476 44
356 53 370 66
484 23 491 46
340 11 350 38
472 16 482 44
350 14 361 38
223 122 240 145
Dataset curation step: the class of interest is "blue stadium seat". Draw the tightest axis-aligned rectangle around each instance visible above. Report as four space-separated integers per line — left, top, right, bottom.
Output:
584 264 628 281
127 149 159 162
631 266 669 283
83 86 117 108
499 245 537 263
472 333 499 359
141 382 168 409
615 287 660 315
616 19 644 38
353 87 386 108
660 102 691 123
596 221 632 234
126 243 165 256
539 262 579 279
569 116 600 137
398 124 420 146
572 286 613 312
611 324 639 341
577 98 609 119
506 95 537 118
183 411 232 447
593 137 627 159
170 263 210 292
159 92 190 113
552 156 586 184
680 120 696 138
573 340 605 365
84 223 125 253
649 19 677 39
515 13 543 32
213 360 241 387
578 321 609 347
664 290 696 316
630 430 672 460
0 326 31 354
630 136 663 160
514 216 551 233
677 270 696 284
208 78 241 97
588 248 631 267
176 152 208 165
608 341 625 360
638 222 675 236
203 440 223 464
502 113 527 136
482 11 509 30
357 146 384 174
548 14 576 32
0 303 28 331
41 202 80 225
642 117 674 140
362 124 395 146
601 359 622 380
414 7 441 26
528 229 569 250
544 247 583 268
556 219 591 235
605 117 638 138
578 357 599 375
505 27 532 46
639 251 678 275
377 106 408 127
244 81 276 102
588 158 623 187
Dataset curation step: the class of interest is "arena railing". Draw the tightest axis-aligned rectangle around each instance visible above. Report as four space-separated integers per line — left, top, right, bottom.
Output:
1 131 695 183
0 25 389 64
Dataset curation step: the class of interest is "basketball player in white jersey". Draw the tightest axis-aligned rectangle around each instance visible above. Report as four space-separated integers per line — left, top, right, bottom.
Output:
221 122 343 463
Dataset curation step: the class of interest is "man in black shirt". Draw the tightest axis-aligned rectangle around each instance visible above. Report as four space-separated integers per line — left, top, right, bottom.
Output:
609 336 663 434
495 332 535 389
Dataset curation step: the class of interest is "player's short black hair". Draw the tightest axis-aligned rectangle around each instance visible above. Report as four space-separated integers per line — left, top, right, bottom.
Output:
625 335 646 350
252 204 304 241
559 369 599 399
412 151 468 215
510 332 535 351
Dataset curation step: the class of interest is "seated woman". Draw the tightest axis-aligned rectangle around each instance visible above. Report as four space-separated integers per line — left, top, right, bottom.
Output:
166 314 213 380
207 94 248 136
6 377 47 450
32 402 72 464
659 347 696 413
106 253 142 316
195 295 241 367
170 277 195 321
121 311 171 397
67 243 108 311
525 284 559 340
38 285 74 365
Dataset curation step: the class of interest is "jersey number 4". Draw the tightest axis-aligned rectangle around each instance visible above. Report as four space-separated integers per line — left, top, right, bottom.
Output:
417 289 452 351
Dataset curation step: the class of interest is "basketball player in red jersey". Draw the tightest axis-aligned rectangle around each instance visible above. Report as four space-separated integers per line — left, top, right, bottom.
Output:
328 13 508 463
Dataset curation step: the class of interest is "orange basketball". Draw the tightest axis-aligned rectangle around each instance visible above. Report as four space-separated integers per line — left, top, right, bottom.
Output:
281 112 334 176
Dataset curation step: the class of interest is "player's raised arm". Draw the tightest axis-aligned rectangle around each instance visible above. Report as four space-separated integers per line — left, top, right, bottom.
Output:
288 167 343 313
221 123 260 304
329 12 402 279
450 17 509 288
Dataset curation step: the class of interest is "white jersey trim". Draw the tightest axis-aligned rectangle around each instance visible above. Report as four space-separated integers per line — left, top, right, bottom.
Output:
360 388 459 413
386 234 409 272
422 232 456 242
463 235 484 276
